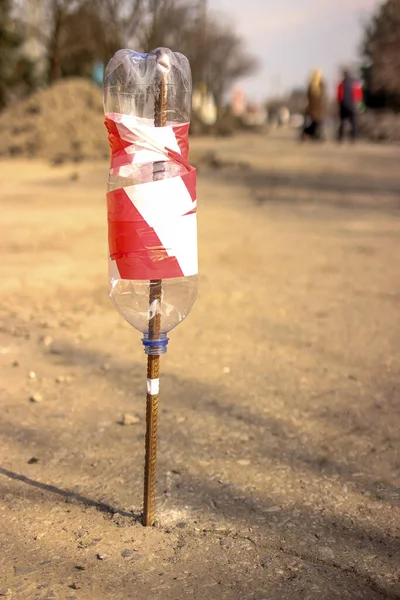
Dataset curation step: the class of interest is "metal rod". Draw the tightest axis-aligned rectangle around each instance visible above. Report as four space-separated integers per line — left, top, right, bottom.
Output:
143 74 167 527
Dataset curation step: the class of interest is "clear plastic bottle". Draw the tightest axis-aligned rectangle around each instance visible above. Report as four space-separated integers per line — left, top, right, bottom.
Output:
104 48 198 354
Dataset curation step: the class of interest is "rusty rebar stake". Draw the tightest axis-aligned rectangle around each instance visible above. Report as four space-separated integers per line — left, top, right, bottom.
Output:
143 75 167 527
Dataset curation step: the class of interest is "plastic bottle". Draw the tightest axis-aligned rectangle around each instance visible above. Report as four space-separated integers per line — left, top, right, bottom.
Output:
104 48 198 355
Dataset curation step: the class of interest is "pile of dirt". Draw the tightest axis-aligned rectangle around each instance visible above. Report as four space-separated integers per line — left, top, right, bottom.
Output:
359 110 400 143
0 78 108 163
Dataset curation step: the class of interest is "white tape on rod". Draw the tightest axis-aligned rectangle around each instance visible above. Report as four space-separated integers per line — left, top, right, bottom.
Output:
147 378 160 396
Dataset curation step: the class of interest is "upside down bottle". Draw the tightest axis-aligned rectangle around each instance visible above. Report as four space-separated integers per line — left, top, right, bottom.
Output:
103 48 198 356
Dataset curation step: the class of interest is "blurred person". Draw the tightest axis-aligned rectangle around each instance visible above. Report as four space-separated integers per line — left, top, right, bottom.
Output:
302 69 327 141
232 87 246 117
277 106 290 127
337 69 363 142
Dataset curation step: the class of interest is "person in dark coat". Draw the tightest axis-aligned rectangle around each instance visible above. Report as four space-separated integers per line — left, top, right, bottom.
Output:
337 69 363 141
302 69 327 141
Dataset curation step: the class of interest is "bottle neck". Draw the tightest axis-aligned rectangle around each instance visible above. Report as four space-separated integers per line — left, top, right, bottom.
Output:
141 333 169 355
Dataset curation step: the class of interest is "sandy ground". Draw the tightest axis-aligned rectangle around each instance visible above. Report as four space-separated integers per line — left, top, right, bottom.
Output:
0 130 399 600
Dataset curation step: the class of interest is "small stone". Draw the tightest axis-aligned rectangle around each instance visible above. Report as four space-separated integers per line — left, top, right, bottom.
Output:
175 521 187 529
55 375 71 384
264 506 281 513
377 489 399 500
74 565 85 571
28 371 37 380
121 414 140 426
237 459 251 466
121 549 135 558
27 457 39 464
319 546 335 561
41 335 54 347
49 346 62 355
176 416 186 424
12 361 19 367
223 366 230 374
68 583 81 590
29 393 43 403
96 553 106 560
0 589 12 597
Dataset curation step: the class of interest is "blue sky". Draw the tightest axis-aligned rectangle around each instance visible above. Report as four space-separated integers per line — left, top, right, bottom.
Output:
211 0 382 100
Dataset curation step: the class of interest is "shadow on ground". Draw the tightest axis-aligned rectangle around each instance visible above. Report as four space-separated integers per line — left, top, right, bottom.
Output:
1 326 399 599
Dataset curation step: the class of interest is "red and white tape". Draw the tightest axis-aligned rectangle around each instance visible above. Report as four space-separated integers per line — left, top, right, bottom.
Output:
106 113 197 281
105 113 190 177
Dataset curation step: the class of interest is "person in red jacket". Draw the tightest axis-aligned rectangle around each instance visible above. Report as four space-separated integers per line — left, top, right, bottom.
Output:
337 70 363 141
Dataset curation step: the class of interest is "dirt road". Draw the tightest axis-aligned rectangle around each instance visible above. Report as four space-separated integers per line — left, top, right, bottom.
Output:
0 131 399 599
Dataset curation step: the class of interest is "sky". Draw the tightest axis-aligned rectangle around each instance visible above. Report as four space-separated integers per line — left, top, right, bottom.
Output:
210 0 383 101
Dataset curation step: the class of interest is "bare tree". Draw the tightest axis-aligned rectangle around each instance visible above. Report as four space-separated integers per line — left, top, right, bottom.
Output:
195 19 258 108
136 2 258 108
15 0 258 106
17 0 144 81
134 0 196 52
17 0 81 82
362 0 400 105
47 0 64 81
0 0 24 107
92 0 144 51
